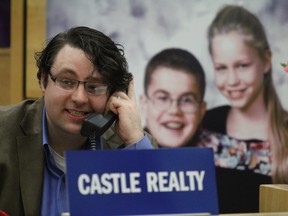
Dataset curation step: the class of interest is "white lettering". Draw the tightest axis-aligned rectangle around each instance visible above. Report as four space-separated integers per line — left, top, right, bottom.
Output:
110 173 121 193
130 172 141 193
186 170 205 191
78 174 90 195
179 171 189 191
158 171 169 192
77 171 205 195
146 172 158 192
169 171 180 191
146 171 205 192
120 173 131 193
77 172 141 195
90 174 103 194
101 173 113 194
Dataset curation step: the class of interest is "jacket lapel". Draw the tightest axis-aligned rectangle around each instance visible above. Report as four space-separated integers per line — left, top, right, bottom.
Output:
17 98 45 215
18 134 44 215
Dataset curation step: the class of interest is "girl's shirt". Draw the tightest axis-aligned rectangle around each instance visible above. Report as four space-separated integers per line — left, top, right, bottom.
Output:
200 105 272 214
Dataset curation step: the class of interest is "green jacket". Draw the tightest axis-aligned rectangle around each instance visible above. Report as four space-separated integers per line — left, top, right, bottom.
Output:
0 97 157 216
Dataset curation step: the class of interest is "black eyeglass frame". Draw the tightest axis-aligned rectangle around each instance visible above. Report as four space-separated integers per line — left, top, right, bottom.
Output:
47 72 108 96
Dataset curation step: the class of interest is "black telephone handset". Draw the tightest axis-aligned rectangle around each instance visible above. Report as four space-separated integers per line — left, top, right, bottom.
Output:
80 111 117 137
80 111 117 150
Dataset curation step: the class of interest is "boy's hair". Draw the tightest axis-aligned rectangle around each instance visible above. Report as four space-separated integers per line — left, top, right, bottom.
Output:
144 48 206 101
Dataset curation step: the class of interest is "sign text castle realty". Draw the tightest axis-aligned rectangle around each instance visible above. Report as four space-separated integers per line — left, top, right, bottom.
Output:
77 170 205 195
66 149 219 215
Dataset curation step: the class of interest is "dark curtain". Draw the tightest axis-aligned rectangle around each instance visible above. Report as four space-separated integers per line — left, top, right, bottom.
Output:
0 0 11 47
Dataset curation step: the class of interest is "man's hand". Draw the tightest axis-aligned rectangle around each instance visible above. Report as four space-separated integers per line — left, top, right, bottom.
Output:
106 79 144 145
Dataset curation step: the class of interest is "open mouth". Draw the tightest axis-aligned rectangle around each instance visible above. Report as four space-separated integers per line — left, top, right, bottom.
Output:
227 89 245 99
162 122 184 130
67 109 90 118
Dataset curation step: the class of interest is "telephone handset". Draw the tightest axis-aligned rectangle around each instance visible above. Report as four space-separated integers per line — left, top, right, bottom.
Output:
80 111 117 150
80 89 126 150
80 111 117 138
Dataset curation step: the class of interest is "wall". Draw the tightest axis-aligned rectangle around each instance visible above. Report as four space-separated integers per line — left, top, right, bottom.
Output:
0 0 46 105
0 0 11 105
0 49 10 104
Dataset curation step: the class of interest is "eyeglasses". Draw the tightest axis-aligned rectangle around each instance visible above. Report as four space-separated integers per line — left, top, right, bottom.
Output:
48 72 108 95
147 93 199 113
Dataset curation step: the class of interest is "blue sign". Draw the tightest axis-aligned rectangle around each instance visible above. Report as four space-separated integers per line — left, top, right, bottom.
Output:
65 147 218 215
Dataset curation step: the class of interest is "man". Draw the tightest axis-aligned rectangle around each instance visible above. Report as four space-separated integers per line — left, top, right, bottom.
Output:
0 26 157 216
140 48 206 148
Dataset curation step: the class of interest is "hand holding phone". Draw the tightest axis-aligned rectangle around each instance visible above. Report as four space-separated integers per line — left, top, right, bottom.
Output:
80 80 144 148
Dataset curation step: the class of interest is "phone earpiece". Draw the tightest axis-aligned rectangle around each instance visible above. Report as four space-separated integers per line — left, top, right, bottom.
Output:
80 111 117 138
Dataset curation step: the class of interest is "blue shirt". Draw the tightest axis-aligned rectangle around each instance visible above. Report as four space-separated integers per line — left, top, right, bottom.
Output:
40 107 153 216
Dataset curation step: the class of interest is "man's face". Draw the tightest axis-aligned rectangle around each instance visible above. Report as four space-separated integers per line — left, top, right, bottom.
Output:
41 44 108 137
140 67 206 148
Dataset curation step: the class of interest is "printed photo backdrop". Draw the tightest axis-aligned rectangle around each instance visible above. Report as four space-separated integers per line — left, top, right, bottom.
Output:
47 0 288 124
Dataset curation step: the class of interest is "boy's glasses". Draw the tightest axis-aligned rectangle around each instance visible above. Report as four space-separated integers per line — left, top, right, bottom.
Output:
48 72 108 95
147 93 199 113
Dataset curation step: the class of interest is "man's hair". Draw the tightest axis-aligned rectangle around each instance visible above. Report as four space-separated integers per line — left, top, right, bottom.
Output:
35 26 132 94
144 48 206 100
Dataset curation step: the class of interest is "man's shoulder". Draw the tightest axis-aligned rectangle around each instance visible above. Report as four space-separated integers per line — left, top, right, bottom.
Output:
0 98 43 119
0 98 44 134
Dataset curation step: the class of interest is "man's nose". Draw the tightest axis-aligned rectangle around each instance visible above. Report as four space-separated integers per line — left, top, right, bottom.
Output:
71 83 89 104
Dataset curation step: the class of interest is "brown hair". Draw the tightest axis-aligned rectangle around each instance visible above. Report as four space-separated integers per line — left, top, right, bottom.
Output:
144 48 206 101
35 26 132 95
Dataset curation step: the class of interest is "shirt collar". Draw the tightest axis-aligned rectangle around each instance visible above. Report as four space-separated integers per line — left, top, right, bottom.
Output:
42 106 49 146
